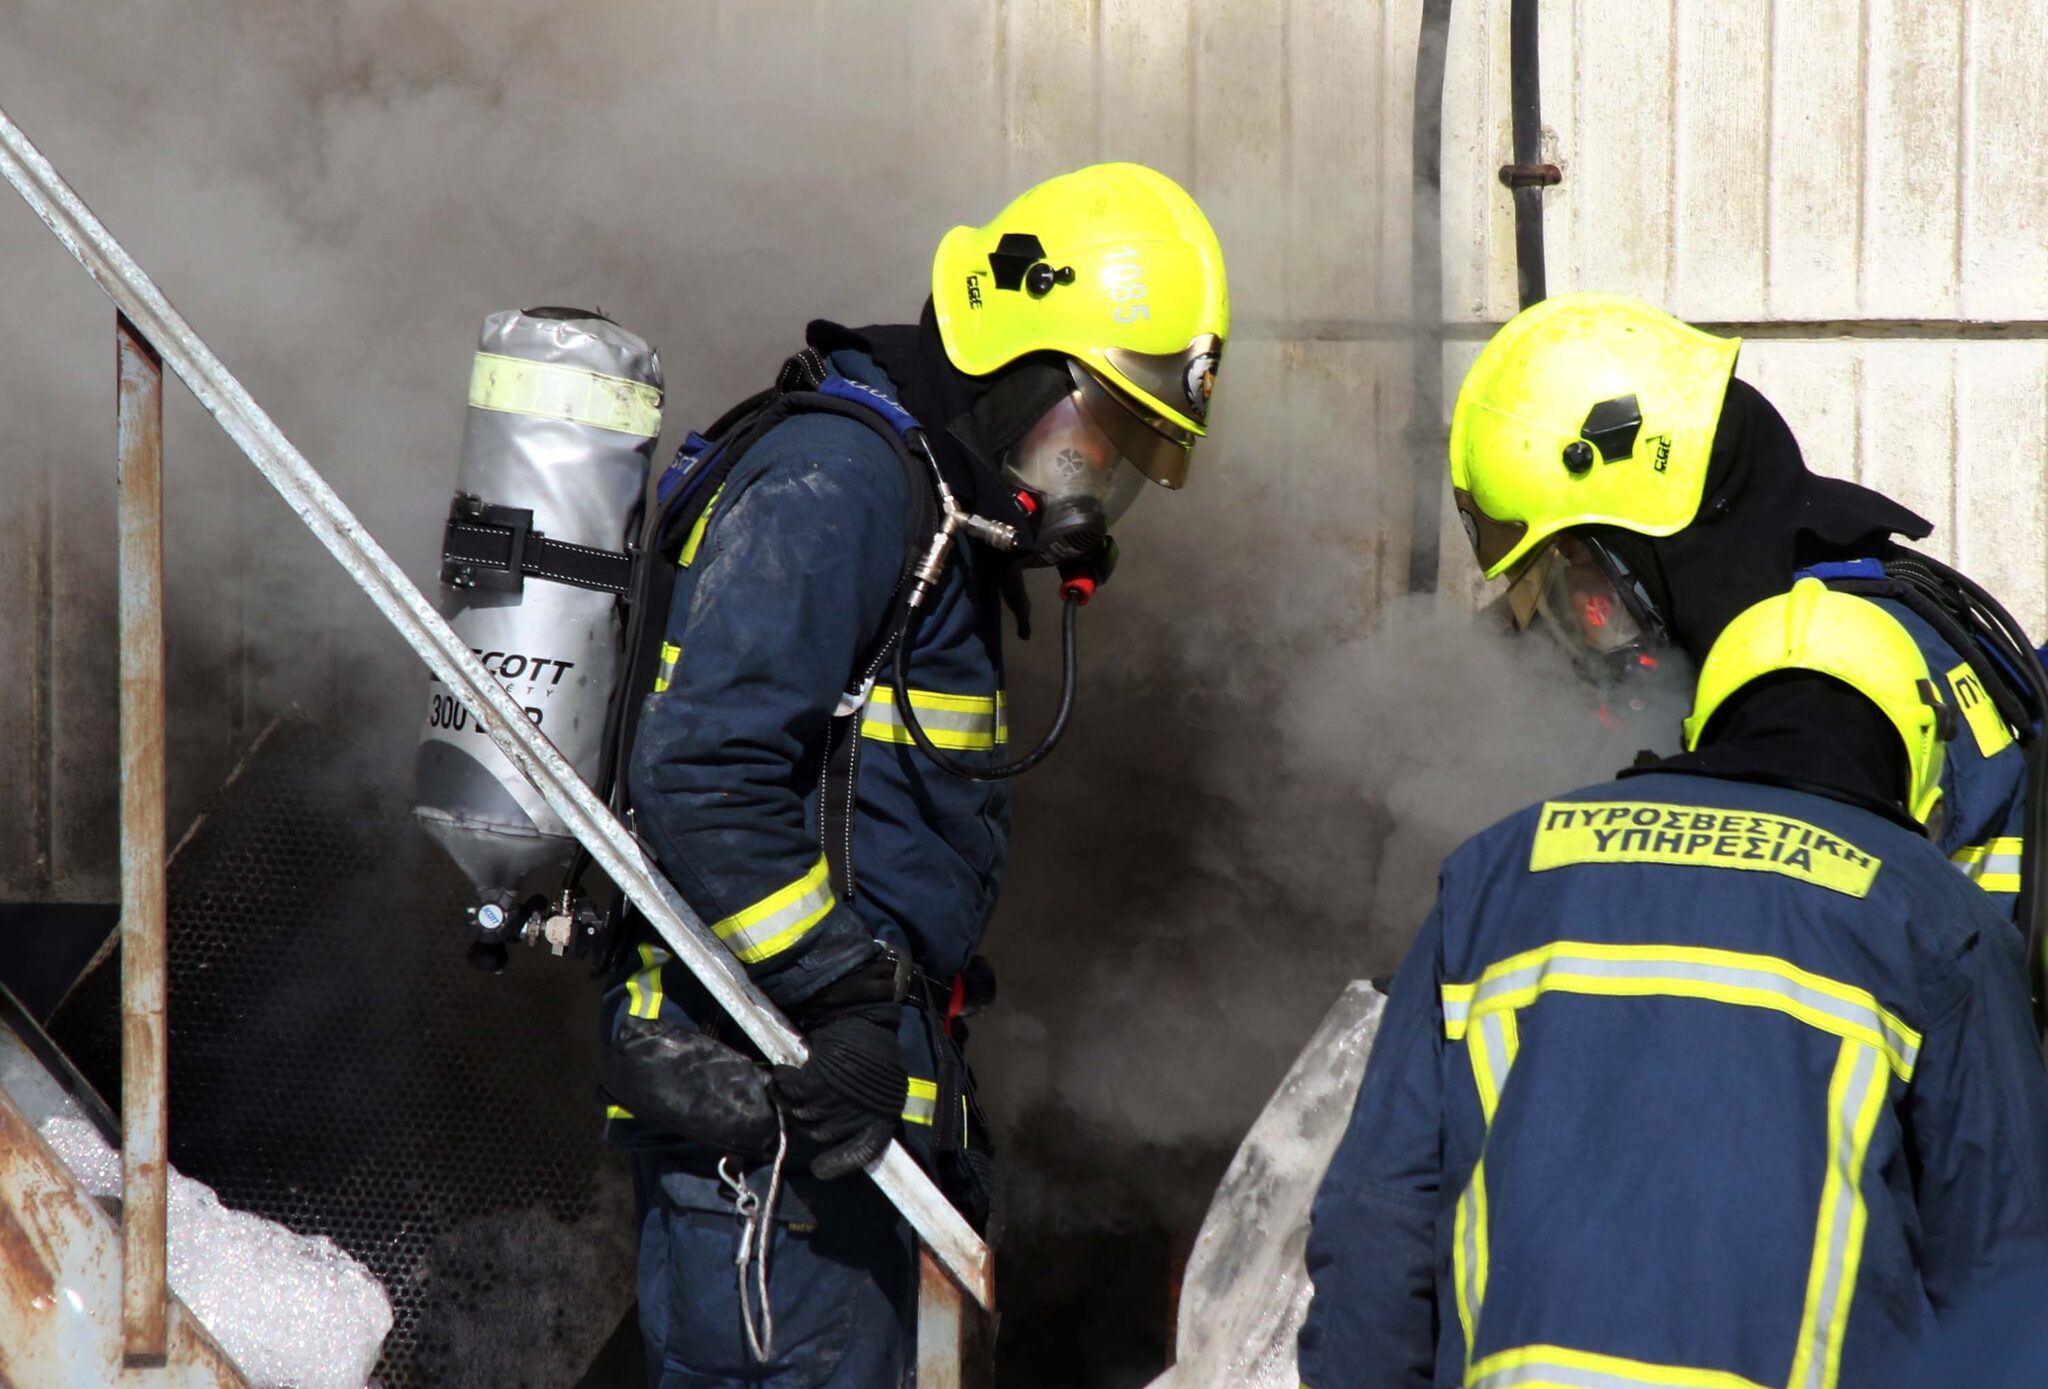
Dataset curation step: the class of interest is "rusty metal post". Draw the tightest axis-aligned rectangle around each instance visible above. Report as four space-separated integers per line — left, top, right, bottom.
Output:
115 312 168 1367
917 1247 964 1389
919 1243 994 1389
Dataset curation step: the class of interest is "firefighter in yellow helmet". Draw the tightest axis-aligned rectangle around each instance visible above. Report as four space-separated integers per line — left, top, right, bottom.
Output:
1300 581 2048 1389
599 164 1226 1386
1447 292 2047 942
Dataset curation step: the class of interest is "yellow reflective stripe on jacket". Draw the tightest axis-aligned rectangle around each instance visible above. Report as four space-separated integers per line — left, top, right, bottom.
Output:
861 685 1009 750
711 855 835 964
624 943 670 1020
903 1078 939 1126
1464 1344 1771 1389
900 1079 969 1133
611 943 674 1122
678 483 727 569
1453 1009 1522 1361
653 641 682 694
1531 802 1881 898
1946 660 2016 758
1440 942 1920 1080
468 351 662 438
1467 1008 1520 1126
1787 1037 1890 1389
1952 836 2023 894
1453 1159 1489 1362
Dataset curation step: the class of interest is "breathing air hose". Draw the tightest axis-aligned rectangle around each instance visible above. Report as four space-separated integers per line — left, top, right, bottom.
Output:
892 590 1081 781
1891 552 2048 1037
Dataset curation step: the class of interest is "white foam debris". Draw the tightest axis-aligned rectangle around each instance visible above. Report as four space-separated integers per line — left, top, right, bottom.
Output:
1151 980 1386 1389
39 1114 392 1389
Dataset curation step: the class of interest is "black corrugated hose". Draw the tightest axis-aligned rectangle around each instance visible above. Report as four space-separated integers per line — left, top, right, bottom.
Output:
892 592 1079 782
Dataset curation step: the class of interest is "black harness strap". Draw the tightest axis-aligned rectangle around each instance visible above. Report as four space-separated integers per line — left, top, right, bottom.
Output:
753 389 939 901
441 502 637 596
600 356 943 908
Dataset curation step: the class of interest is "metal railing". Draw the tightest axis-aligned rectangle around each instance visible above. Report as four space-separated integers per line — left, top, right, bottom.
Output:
114 314 169 1366
0 97 993 1367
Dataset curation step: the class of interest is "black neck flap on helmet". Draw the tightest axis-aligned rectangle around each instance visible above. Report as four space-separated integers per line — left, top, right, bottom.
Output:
816 303 1064 530
1623 669 1924 834
1600 379 1934 664
811 307 1102 638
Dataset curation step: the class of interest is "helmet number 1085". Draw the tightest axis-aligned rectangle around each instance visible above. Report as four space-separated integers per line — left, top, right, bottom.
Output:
1104 245 1149 323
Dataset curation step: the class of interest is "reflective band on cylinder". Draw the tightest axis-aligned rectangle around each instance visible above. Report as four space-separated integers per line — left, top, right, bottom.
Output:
711 856 836 964
1952 837 2023 894
469 351 663 438
862 686 1008 750
653 641 681 695
1441 942 1919 1080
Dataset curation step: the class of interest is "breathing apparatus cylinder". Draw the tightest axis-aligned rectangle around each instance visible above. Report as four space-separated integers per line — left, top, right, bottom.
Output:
413 308 663 902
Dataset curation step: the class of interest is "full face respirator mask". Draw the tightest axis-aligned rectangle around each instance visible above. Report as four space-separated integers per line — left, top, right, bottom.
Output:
1002 361 1152 565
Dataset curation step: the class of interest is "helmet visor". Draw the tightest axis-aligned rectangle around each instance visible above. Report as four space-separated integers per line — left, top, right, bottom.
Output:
1006 388 1148 527
1104 333 1224 429
1072 361 1198 489
1507 532 1661 657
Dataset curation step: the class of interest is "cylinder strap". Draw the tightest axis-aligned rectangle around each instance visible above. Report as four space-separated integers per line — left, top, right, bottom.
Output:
441 498 634 596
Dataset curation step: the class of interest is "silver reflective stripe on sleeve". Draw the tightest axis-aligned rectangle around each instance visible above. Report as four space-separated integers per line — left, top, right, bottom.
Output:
861 686 1007 750
1952 837 2022 894
709 855 836 965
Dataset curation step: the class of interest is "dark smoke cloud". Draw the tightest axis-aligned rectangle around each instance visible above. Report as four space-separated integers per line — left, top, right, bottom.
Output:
0 5 1689 1382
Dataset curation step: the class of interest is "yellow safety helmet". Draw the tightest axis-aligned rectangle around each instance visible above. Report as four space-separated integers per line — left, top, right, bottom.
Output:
932 162 1228 489
1683 579 1954 827
1450 293 1743 579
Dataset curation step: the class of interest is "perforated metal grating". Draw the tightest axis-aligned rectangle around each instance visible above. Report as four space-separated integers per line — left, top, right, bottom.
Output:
48 719 635 1388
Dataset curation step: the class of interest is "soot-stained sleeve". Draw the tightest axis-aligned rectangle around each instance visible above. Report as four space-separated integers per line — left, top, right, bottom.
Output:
627 429 908 1007
1298 905 1446 1389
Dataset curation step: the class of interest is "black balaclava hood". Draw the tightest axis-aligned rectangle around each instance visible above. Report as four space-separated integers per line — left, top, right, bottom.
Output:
1623 670 1921 832
807 302 1068 523
1593 379 1934 663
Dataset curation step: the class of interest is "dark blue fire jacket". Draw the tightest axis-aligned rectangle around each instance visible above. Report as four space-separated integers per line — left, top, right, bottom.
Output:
1796 567 2032 919
1870 595 2029 916
1299 771 2048 1389
603 345 1010 1157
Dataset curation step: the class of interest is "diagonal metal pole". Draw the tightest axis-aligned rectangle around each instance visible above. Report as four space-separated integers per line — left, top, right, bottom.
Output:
0 102 993 1310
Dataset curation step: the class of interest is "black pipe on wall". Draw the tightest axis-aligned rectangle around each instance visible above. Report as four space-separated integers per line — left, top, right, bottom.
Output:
1405 0 1456 594
1506 0 1550 311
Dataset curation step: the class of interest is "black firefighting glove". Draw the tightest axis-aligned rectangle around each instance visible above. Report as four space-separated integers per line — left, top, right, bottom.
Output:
598 1015 779 1157
771 950 910 1180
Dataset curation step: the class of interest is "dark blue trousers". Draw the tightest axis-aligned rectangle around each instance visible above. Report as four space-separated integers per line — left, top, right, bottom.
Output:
633 1151 917 1388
